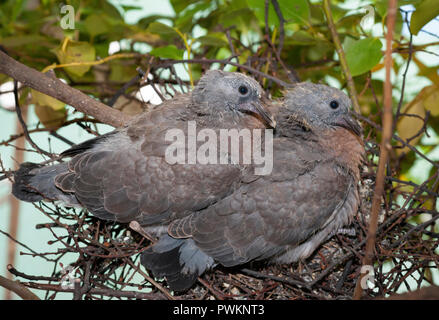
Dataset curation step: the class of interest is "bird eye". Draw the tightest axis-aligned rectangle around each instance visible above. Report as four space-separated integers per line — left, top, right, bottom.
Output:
238 85 249 95
329 100 339 109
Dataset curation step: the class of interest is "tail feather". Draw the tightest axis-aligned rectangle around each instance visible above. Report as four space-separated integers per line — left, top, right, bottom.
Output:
141 234 215 292
12 162 79 206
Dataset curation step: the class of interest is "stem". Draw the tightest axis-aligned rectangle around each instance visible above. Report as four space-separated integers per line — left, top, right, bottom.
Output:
323 0 361 114
353 0 398 300
174 28 194 87
41 52 137 73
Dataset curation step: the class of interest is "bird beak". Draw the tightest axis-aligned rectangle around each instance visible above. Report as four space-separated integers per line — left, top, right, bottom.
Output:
239 99 276 128
334 114 362 137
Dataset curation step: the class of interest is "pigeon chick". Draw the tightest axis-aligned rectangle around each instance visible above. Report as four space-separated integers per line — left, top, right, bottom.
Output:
142 82 365 291
12 70 275 228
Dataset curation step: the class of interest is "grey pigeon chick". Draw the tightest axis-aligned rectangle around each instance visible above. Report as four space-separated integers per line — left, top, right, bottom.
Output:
12 70 275 228
142 82 365 291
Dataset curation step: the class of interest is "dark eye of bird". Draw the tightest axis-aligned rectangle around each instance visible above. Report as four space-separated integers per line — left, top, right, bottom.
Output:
329 100 339 109
238 85 249 95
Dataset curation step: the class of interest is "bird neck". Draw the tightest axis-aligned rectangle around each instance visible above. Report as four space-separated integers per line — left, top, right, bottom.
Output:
319 128 364 180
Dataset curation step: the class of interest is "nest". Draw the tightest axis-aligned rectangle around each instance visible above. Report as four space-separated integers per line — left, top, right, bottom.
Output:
4 125 438 300
1 45 438 299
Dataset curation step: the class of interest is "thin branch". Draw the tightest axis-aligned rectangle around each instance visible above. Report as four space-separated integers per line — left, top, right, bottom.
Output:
353 0 398 300
271 0 285 56
323 0 361 114
240 268 310 289
0 229 53 262
159 57 292 87
13 80 54 158
23 281 165 300
395 10 414 120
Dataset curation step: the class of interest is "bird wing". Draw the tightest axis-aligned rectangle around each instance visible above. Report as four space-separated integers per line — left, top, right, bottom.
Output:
55 95 244 224
168 137 356 267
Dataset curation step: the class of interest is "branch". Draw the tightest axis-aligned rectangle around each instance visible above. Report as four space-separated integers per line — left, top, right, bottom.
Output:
353 0 398 300
0 275 40 300
323 0 361 114
383 285 439 300
271 0 285 56
23 282 165 300
0 50 132 128
159 57 292 87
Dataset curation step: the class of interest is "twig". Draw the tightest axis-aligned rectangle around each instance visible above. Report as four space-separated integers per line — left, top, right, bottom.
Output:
49 131 74 146
395 10 414 120
0 275 40 300
271 0 285 57
107 69 144 107
323 0 361 114
264 0 299 83
240 268 310 289
0 50 132 128
13 80 53 158
0 229 52 262
353 0 398 300
158 58 291 87
7 265 59 282
23 282 164 300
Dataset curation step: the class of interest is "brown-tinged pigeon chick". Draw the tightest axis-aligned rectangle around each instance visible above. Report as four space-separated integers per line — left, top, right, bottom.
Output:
12 70 275 228
142 82 364 291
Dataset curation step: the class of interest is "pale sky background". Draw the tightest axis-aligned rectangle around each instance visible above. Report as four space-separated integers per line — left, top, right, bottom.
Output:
0 0 438 299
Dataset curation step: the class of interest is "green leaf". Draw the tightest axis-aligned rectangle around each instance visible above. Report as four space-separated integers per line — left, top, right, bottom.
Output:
150 45 184 60
101 1 124 20
31 89 65 111
410 0 439 35
31 89 67 130
120 5 142 12
344 37 383 77
248 0 310 26
277 0 310 24
34 104 67 130
52 40 96 77
146 22 178 36
175 1 211 32
109 62 138 83
171 0 200 14
195 34 228 47
288 30 316 45
84 14 111 38
219 7 256 30
11 0 25 23
1 35 48 47
137 15 173 29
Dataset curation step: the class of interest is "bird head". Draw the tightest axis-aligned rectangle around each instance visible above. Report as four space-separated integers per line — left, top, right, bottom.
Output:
192 70 276 128
280 82 362 137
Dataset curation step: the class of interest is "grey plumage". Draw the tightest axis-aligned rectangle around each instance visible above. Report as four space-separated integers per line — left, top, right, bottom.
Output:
12 70 274 291
12 78 364 293
155 82 365 290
